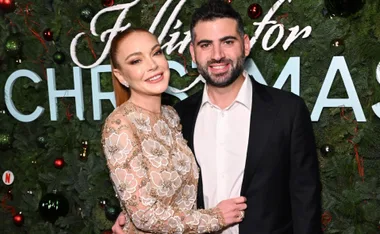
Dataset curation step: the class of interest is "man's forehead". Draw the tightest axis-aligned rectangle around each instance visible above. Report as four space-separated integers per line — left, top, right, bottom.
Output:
194 17 237 28
192 19 239 42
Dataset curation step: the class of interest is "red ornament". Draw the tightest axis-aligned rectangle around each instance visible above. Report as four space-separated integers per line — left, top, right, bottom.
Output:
321 211 332 231
54 158 65 169
224 0 233 3
42 28 54 41
13 213 24 226
102 230 112 234
247 3 263 19
102 0 114 7
0 0 16 13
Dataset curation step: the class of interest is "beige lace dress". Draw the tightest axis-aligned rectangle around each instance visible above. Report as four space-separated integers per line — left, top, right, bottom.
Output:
102 101 224 233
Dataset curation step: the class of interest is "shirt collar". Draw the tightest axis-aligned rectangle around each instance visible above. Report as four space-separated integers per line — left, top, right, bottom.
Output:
201 70 252 110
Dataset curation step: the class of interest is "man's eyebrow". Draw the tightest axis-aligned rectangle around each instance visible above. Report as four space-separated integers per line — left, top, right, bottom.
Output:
220 36 238 41
196 40 212 46
196 36 238 46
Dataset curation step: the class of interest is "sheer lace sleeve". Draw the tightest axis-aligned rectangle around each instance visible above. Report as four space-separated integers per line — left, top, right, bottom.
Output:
102 111 225 233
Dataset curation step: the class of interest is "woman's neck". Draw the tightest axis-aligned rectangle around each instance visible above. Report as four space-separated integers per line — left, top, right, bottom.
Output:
129 94 162 114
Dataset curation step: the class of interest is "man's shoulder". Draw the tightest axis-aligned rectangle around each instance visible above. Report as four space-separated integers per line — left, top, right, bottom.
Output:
252 78 304 105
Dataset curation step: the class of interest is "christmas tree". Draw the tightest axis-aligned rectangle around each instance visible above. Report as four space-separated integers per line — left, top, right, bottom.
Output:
1 0 380 233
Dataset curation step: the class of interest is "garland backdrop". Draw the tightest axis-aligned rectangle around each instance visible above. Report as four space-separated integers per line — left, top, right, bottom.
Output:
1 0 380 233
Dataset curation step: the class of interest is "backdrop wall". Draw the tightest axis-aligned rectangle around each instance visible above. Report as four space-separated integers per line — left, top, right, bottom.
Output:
0 0 379 233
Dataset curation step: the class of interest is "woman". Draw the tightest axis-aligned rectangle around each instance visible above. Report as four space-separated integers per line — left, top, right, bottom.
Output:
102 28 246 233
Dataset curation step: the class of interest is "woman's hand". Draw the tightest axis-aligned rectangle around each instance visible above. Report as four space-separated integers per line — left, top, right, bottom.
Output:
112 212 125 234
216 196 247 226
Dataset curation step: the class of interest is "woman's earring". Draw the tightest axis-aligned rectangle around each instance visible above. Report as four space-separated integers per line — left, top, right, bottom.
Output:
122 81 129 88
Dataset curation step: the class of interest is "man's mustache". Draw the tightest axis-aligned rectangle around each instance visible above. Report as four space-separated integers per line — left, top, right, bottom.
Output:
207 59 233 66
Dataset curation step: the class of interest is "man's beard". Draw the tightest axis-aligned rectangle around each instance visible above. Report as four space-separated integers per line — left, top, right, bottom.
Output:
196 55 245 88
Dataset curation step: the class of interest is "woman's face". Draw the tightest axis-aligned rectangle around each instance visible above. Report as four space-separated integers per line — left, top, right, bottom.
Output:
113 31 170 99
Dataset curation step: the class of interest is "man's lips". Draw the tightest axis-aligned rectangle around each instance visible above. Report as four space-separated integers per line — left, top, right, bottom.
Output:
208 63 230 73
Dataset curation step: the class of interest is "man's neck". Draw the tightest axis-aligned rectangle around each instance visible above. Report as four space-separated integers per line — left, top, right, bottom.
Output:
206 74 246 109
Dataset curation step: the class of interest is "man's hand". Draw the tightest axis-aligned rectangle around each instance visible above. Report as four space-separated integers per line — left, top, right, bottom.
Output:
112 212 125 234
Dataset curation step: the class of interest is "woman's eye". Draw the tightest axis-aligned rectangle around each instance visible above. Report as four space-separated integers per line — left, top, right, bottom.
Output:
130 59 141 65
154 49 163 56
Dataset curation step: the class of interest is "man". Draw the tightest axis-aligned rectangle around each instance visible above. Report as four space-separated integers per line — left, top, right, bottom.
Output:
113 1 321 233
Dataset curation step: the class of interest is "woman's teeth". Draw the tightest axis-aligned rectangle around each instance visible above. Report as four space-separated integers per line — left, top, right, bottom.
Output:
148 74 161 81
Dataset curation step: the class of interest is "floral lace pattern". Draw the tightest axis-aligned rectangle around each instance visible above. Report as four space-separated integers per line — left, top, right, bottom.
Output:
102 101 224 233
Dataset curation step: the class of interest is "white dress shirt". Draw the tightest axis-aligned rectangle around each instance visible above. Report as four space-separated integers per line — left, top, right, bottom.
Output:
194 71 252 234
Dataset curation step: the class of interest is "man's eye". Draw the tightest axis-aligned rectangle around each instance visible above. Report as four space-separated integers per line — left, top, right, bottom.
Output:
225 40 234 45
200 43 210 48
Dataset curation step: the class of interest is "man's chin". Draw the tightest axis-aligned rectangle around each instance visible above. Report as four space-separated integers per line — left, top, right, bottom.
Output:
206 78 234 88
209 71 231 80
199 69 235 87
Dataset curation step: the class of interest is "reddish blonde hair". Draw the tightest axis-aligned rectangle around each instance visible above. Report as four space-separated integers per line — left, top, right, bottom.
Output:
110 28 151 106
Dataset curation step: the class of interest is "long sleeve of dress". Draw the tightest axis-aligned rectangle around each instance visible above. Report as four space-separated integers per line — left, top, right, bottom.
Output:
102 106 225 234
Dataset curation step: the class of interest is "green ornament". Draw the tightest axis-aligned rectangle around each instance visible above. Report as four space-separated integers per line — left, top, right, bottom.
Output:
0 133 12 150
92 203 113 230
36 136 48 148
5 35 22 57
53 51 65 64
80 5 95 23
104 204 121 221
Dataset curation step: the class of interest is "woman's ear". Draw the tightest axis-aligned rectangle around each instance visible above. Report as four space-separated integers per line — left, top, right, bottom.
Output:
113 69 129 87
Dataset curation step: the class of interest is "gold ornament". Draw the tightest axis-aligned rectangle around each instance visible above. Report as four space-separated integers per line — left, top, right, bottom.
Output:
79 140 89 161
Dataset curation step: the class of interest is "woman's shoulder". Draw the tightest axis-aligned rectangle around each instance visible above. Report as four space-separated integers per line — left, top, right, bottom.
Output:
103 102 135 134
162 104 177 113
105 102 128 121
161 105 180 128
162 105 180 117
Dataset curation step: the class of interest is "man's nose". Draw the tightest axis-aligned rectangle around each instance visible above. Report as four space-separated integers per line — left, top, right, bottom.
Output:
211 45 225 61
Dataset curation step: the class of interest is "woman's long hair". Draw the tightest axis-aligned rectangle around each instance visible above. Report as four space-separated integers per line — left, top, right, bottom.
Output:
110 28 151 106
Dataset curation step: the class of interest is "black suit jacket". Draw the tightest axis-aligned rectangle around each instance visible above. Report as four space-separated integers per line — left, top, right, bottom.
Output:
174 77 322 234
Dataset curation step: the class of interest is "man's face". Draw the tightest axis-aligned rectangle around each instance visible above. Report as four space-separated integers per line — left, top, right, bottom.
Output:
190 18 250 87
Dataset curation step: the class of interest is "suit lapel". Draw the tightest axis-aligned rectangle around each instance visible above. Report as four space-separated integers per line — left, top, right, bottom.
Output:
180 91 203 159
178 91 205 208
241 77 279 195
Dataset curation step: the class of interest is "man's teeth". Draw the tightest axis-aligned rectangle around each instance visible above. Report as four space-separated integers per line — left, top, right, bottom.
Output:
212 65 227 69
148 75 161 81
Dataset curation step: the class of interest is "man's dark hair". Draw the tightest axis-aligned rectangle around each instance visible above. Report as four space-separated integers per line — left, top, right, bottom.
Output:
190 0 245 42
